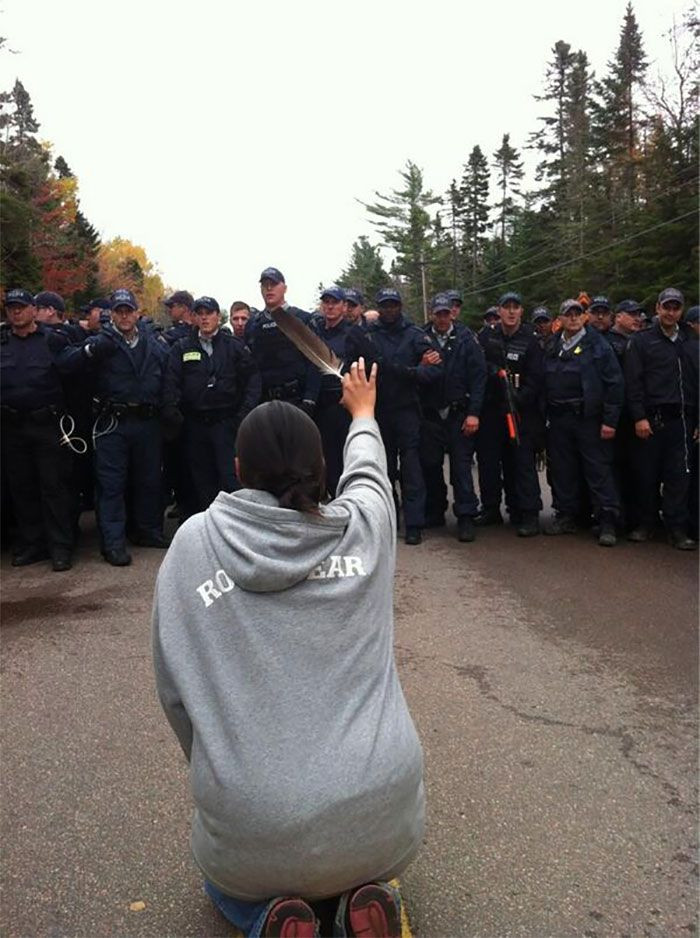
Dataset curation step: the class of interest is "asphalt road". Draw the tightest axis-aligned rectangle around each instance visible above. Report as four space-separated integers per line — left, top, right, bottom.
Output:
1 509 697 938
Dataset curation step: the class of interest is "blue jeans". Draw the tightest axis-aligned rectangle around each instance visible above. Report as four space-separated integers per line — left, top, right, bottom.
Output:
205 879 402 937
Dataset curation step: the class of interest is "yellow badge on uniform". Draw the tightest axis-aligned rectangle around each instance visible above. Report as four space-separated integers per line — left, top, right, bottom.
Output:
183 351 202 362
574 346 583 354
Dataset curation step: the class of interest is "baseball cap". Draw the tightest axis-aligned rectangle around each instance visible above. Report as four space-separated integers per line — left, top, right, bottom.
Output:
87 297 112 310
376 288 402 305
193 296 220 313
498 291 522 307
685 306 699 324
164 290 194 310
320 286 345 302
445 289 462 304
531 307 551 322
658 287 684 305
5 288 35 306
483 306 500 321
35 290 66 312
560 299 584 316
588 295 611 311
344 288 364 306
431 293 452 313
111 288 138 310
259 267 285 284
615 299 644 315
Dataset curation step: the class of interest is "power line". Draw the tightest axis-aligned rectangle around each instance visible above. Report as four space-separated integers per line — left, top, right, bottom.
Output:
459 210 697 300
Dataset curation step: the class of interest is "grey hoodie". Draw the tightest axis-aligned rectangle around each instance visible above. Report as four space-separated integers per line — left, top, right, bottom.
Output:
152 417 424 901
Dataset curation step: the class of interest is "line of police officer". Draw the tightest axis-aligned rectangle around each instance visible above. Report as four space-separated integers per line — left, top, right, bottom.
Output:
1 274 697 571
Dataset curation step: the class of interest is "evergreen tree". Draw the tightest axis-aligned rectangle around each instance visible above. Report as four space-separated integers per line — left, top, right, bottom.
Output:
362 161 439 317
492 133 524 245
458 146 490 286
336 235 391 302
530 40 575 209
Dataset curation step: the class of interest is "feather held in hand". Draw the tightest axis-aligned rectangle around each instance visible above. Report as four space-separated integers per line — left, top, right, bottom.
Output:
270 307 344 378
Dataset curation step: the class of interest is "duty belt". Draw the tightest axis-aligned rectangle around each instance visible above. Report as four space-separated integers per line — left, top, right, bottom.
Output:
95 400 158 419
189 407 238 425
265 379 301 402
1 404 61 424
549 399 584 416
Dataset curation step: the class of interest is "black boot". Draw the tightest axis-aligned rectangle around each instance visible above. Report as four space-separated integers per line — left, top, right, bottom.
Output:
457 516 475 542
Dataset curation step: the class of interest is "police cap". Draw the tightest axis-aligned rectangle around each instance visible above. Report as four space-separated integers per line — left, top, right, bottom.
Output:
560 299 584 316
588 295 611 311
431 293 452 313
658 287 684 305
320 286 345 302
531 307 551 322
445 289 462 304
259 267 285 284
615 299 644 315
35 290 66 312
498 291 522 307
5 288 35 307
685 305 699 324
193 296 220 313
111 288 138 310
376 288 402 305
344 288 364 307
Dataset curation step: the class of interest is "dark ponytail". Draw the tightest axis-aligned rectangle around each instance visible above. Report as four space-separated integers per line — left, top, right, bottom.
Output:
236 401 325 514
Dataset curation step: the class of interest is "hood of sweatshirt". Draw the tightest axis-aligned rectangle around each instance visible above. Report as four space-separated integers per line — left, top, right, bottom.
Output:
194 488 350 593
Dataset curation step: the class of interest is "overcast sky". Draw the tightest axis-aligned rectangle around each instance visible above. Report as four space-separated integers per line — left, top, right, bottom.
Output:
0 0 689 310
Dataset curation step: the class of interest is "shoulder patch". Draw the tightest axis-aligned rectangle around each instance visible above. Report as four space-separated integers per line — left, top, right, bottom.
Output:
183 350 202 362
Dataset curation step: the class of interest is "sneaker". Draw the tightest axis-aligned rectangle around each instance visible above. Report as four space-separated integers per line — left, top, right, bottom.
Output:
404 527 422 545
457 516 475 542
343 883 402 938
473 508 503 527
627 526 652 542
262 898 318 938
544 516 577 536
516 513 540 537
668 529 697 551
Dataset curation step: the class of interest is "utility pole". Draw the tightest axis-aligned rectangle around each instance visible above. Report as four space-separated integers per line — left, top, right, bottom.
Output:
420 250 428 323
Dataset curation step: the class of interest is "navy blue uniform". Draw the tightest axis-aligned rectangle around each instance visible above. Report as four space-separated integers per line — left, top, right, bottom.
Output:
477 323 544 522
605 329 639 528
0 323 77 558
164 329 261 512
163 321 193 346
544 326 623 522
313 318 352 497
345 316 441 528
88 322 169 552
244 307 321 408
420 325 486 523
625 322 697 533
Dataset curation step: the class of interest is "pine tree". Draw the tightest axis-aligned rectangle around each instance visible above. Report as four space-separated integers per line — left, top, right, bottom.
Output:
492 133 524 245
458 146 490 287
362 161 439 317
530 40 575 209
336 235 391 302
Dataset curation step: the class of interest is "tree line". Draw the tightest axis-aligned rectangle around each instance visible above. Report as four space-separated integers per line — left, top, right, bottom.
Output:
0 39 164 313
335 4 698 323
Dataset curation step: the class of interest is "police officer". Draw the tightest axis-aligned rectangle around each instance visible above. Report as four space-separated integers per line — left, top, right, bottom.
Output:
625 287 697 549
84 288 170 565
532 307 553 346
445 290 466 332
685 306 699 540
0 289 77 570
587 296 613 334
543 299 623 545
605 300 645 531
163 290 195 345
476 291 544 536
420 294 486 541
244 267 321 411
343 288 366 327
345 287 441 544
313 286 352 497
163 295 260 513
77 297 112 339
478 306 500 336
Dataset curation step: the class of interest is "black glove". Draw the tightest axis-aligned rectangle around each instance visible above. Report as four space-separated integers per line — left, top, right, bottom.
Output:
298 400 316 417
83 334 116 363
46 329 70 354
